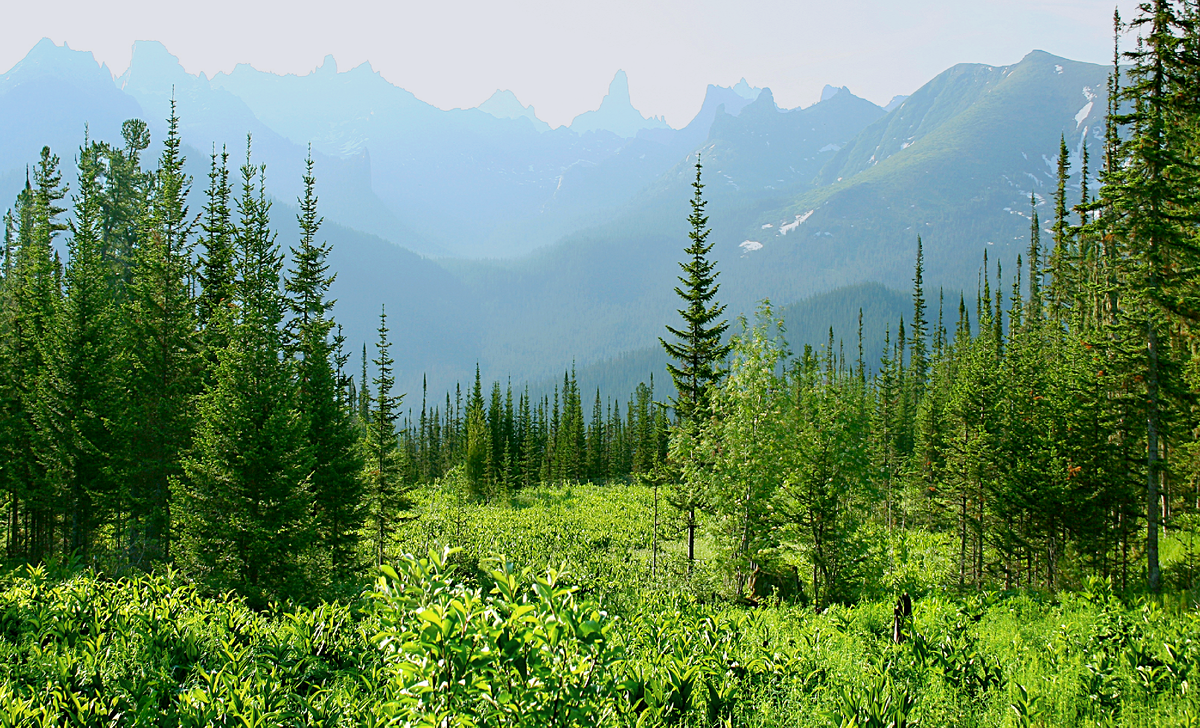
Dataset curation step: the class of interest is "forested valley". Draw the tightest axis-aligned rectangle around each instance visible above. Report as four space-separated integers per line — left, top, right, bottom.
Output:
2 3 1200 726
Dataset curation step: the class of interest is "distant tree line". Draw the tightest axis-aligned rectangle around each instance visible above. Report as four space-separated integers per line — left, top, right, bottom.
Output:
391 369 668 500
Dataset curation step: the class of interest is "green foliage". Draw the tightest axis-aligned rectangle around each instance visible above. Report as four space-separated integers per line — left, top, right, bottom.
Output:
174 145 315 606
372 548 619 727
681 304 871 605
660 158 731 424
0 552 1198 727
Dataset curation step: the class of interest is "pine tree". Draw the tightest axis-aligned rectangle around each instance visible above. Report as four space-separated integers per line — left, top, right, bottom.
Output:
40 140 122 555
124 104 200 564
2 155 65 559
465 365 488 499
661 157 732 423
176 149 314 604
198 145 234 357
101 119 151 288
1048 135 1074 320
366 305 405 565
660 157 732 568
1027 193 1044 326
909 238 929 393
284 154 363 581
1104 0 1200 591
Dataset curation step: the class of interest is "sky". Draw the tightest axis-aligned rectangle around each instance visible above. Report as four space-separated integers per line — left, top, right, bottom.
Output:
3 0 1141 129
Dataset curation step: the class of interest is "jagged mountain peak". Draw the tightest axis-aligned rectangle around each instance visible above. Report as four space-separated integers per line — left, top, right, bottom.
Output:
607 69 631 105
820 84 850 103
1 38 115 90
569 69 669 138
117 40 202 97
731 78 761 101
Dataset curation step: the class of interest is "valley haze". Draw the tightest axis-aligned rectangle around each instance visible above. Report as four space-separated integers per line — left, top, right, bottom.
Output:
0 33 1119 401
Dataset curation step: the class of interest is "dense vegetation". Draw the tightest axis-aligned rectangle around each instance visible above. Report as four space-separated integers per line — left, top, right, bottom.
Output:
1 1 1200 725
0 487 1197 726
0 109 673 603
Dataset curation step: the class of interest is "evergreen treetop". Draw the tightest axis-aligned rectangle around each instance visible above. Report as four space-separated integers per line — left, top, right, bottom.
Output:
660 158 731 424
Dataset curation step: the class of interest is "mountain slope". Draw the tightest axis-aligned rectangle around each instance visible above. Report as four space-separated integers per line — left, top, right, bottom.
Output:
0 39 141 200
479 89 552 132
118 41 417 252
734 51 1109 297
539 282 911 402
447 88 888 383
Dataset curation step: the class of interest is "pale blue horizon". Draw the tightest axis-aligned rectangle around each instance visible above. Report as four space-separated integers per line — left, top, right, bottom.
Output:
3 0 1141 128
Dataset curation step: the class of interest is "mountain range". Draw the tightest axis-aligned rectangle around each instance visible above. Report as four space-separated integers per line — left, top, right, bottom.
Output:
0 39 1113 402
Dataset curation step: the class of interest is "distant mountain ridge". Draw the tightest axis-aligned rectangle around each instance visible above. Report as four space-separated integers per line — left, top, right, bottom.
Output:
0 39 1116 403
478 90 551 132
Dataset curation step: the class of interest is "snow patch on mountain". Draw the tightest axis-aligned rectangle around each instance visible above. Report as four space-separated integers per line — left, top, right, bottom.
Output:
1075 102 1094 128
780 210 815 235
740 240 763 255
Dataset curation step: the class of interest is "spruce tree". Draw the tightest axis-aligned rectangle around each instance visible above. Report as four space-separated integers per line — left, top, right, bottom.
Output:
660 158 732 568
1048 135 1074 320
40 140 122 555
1105 0 1200 591
3 156 65 559
124 104 200 564
909 238 929 392
198 145 234 357
101 119 151 288
465 364 488 499
176 149 314 604
366 305 404 565
661 158 732 422
284 153 363 581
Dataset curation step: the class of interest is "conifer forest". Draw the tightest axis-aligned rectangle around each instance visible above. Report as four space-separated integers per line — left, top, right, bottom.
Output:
3 3 1200 726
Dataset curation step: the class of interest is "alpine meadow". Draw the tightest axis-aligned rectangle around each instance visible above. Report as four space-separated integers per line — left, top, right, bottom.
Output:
3 2 1200 726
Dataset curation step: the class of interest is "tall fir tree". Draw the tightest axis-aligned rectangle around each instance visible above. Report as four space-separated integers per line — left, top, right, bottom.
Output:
176 147 314 604
40 140 122 555
661 157 732 423
660 157 732 568
3 154 66 559
1105 0 1200 591
101 119 151 288
285 153 364 580
197 145 234 360
366 305 405 565
124 103 200 564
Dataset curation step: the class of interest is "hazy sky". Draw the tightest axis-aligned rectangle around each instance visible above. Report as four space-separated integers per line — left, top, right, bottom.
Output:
4 0 1140 128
